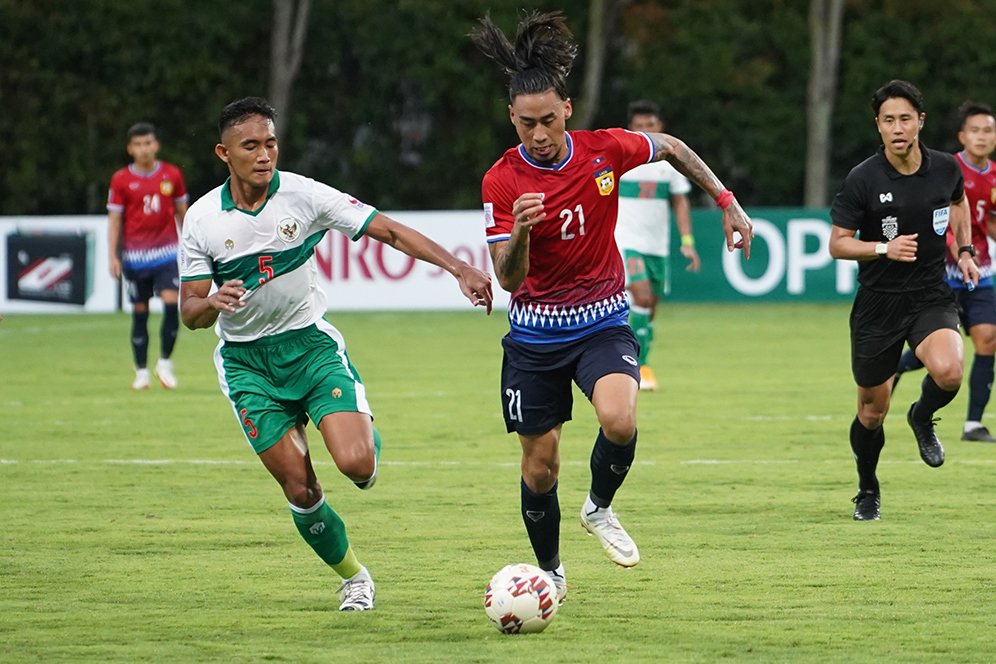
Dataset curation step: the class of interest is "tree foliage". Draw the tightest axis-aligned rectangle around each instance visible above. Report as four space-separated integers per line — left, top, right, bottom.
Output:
0 0 992 215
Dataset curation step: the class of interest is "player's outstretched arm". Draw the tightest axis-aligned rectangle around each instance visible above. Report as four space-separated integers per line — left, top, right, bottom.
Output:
364 213 493 313
180 278 247 329
646 133 753 259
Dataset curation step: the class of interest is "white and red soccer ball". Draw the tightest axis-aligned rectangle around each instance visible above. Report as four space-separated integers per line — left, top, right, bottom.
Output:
483 563 558 634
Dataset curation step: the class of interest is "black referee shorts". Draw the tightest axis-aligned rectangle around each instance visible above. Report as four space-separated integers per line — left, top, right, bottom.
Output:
850 283 960 388
499 325 641 436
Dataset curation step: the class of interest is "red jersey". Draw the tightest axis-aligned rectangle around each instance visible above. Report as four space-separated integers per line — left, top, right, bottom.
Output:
107 161 188 270
945 151 996 288
482 129 653 343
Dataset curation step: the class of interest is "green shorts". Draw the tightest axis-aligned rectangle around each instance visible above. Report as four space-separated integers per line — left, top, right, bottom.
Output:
215 320 372 454
623 249 670 299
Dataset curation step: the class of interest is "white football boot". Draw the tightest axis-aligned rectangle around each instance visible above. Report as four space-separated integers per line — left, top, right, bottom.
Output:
154 358 178 389
132 368 151 390
338 567 375 611
580 505 640 567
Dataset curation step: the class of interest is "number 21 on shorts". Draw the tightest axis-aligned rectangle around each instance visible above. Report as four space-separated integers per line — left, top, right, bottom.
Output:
505 388 523 422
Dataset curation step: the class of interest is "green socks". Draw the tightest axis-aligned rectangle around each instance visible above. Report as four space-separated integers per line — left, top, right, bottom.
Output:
290 497 359 577
629 305 653 366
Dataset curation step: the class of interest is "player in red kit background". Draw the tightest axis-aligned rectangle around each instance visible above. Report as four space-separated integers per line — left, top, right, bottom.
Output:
471 10 753 603
107 122 188 390
896 102 996 441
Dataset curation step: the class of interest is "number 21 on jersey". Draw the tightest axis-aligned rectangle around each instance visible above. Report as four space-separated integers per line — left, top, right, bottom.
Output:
560 204 586 240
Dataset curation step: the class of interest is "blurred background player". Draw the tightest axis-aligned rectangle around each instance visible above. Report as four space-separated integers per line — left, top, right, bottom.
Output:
895 102 996 442
615 100 700 391
471 11 752 602
829 80 977 521
107 122 188 390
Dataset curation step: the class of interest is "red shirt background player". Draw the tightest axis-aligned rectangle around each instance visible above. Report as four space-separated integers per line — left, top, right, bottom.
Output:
483 128 653 343
106 122 189 391
944 150 996 288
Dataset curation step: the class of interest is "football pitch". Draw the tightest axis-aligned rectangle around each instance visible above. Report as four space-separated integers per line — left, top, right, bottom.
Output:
1 304 994 663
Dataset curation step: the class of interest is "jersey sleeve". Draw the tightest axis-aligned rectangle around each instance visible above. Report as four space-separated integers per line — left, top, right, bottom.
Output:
311 179 379 241
603 128 654 174
482 168 515 243
179 218 214 282
107 171 126 212
830 168 866 231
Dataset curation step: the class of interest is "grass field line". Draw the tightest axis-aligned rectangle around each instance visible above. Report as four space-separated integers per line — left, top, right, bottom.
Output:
3 457 995 466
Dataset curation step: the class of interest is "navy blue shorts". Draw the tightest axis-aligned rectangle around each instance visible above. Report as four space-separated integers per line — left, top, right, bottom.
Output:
499 325 641 435
123 261 180 303
955 285 996 330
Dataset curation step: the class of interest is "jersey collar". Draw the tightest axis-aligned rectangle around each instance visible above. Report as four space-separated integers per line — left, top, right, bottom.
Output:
221 170 281 214
877 143 931 180
957 151 992 175
517 133 574 171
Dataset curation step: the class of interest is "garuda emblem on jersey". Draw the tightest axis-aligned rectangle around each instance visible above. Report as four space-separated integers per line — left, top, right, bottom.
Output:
881 215 898 240
159 181 174 197
277 218 301 243
594 166 614 196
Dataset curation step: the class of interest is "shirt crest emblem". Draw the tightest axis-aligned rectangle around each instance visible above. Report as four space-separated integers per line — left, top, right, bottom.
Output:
595 166 614 196
932 207 950 235
159 181 174 197
277 218 301 243
881 215 898 240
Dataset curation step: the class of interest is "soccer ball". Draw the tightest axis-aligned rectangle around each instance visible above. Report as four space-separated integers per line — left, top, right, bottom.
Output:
483 563 558 634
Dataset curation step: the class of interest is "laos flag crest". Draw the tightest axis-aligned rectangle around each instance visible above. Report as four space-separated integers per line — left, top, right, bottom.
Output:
594 166 614 196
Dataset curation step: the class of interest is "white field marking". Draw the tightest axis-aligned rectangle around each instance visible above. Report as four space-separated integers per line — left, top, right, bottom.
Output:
742 415 835 422
3 457 996 467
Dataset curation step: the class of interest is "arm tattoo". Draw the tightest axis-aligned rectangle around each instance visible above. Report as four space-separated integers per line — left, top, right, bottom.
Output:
649 133 724 199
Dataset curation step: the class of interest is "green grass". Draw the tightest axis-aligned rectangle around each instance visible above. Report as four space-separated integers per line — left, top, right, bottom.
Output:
2 305 995 663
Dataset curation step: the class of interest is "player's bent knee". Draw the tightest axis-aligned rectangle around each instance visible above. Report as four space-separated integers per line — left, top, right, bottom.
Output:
283 480 323 509
598 411 637 444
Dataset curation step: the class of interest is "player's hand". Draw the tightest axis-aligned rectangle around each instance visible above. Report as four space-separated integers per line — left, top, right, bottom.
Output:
722 201 754 259
109 256 122 280
958 252 980 290
209 279 247 313
512 193 546 230
456 264 494 315
680 245 701 272
887 234 918 262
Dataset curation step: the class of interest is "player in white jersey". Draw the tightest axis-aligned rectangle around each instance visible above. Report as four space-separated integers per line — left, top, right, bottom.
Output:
615 100 699 390
179 97 492 612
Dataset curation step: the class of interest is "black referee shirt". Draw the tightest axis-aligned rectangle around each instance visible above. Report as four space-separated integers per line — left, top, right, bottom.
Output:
831 144 964 292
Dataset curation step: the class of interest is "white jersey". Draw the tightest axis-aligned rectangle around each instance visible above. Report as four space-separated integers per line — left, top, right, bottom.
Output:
615 160 691 256
180 170 376 342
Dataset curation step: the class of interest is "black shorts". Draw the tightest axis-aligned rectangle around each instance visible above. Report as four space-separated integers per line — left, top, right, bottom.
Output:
850 283 960 387
123 261 180 303
955 285 996 330
500 325 641 435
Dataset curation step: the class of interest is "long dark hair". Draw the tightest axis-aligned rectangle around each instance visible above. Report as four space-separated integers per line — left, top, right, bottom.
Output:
470 10 577 101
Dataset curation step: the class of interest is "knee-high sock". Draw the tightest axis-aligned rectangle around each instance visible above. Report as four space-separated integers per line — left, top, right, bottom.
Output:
629 305 653 366
967 354 994 423
161 304 179 359
850 417 884 493
912 374 960 422
897 348 924 374
131 311 149 368
521 479 560 570
290 496 359 578
588 428 637 508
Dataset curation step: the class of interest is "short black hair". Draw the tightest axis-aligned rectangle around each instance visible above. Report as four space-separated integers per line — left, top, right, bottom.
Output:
627 100 662 124
958 100 994 129
127 122 156 140
218 97 277 137
871 79 924 116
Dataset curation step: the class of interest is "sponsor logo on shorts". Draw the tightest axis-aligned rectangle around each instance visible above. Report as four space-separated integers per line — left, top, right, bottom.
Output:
622 355 638 366
277 218 301 243
331 387 343 398
881 215 898 240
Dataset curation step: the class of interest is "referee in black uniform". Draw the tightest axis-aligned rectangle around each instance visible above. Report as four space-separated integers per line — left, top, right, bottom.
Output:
829 80 978 521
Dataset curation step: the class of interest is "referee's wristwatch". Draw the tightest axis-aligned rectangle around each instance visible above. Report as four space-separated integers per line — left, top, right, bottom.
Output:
959 244 977 258
875 242 888 257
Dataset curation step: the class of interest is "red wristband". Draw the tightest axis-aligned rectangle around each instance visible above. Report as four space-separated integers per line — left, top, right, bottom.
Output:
715 189 735 210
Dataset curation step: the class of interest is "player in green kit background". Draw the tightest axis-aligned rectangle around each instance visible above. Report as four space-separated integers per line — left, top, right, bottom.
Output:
615 100 700 391
179 97 493 611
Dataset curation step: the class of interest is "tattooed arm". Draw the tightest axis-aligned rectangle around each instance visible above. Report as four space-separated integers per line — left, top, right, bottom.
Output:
488 192 545 293
646 132 754 258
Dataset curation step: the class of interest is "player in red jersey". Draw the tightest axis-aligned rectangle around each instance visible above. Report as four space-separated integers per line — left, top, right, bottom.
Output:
107 123 188 390
896 102 996 441
471 11 752 601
